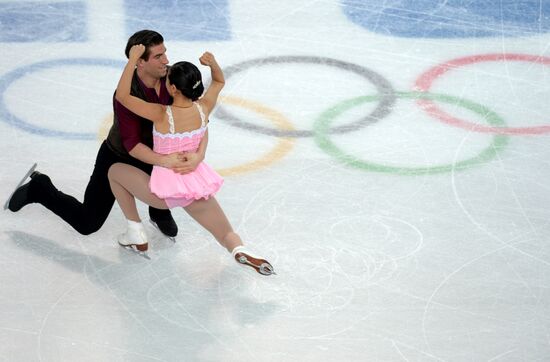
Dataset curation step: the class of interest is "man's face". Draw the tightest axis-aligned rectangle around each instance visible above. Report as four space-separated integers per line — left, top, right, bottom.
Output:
140 43 169 79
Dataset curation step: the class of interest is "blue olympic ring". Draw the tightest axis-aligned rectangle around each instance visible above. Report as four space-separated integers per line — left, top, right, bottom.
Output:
0 58 124 140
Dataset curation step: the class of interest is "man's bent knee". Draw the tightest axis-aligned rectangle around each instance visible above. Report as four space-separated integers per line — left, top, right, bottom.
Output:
76 221 103 235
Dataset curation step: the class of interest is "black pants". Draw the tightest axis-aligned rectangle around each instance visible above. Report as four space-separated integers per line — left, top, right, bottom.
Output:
32 141 172 235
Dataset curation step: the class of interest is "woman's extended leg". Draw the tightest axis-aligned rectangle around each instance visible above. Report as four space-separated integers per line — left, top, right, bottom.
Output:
184 197 275 275
183 197 241 252
108 163 168 221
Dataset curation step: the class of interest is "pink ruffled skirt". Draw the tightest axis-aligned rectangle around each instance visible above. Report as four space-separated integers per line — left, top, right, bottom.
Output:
149 162 224 209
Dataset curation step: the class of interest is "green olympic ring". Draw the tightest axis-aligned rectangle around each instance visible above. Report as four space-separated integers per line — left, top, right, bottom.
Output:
313 92 509 175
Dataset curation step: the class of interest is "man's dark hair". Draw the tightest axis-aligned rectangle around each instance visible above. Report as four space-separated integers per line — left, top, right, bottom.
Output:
125 30 164 61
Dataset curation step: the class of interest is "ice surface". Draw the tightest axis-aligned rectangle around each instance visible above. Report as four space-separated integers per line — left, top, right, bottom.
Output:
1 1 550 361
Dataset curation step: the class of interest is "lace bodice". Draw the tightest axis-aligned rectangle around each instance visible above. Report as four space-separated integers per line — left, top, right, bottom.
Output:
152 102 207 154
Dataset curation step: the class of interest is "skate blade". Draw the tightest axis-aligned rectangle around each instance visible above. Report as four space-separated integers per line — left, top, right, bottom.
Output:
149 219 176 242
258 263 276 275
236 255 276 276
121 245 151 260
4 163 38 210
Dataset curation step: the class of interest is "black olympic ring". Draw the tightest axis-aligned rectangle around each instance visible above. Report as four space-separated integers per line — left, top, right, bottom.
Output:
214 56 396 137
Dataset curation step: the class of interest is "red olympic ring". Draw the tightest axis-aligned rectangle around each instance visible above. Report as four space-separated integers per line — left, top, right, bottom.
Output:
414 53 550 135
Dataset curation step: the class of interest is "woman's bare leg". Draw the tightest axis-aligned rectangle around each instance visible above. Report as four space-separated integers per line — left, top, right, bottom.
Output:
108 163 168 222
183 197 242 252
185 197 275 275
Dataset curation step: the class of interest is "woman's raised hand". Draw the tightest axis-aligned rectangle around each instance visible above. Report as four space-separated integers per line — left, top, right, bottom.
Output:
129 44 146 62
199 52 216 67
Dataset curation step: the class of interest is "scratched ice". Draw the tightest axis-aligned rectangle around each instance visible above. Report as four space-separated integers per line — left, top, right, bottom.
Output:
1 1 550 361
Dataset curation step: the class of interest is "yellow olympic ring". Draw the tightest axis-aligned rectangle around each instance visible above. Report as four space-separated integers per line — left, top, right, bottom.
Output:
216 95 295 176
97 114 113 142
97 95 296 176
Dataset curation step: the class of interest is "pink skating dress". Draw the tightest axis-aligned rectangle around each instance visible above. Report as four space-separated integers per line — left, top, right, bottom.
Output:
149 103 223 208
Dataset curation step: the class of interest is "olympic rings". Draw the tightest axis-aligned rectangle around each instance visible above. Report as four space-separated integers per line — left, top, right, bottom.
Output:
2 54 542 177
414 53 550 135
215 55 396 138
0 58 124 140
313 92 509 175
214 95 296 176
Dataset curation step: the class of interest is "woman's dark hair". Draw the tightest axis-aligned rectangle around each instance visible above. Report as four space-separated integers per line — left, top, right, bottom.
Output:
168 61 204 101
125 30 164 61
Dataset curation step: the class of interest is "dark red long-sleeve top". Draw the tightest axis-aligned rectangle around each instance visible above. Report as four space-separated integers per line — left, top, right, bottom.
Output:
114 75 171 152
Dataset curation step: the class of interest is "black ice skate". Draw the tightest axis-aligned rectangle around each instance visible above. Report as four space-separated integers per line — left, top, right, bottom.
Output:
149 219 177 243
4 163 38 211
149 208 177 242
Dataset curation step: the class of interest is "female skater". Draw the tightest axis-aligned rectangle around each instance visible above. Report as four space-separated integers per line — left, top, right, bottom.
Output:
108 45 274 275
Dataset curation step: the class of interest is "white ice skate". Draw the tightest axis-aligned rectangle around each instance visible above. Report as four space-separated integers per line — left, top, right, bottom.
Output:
117 226 149 259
